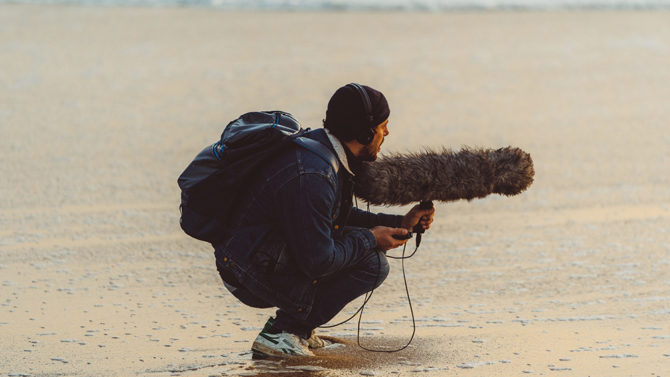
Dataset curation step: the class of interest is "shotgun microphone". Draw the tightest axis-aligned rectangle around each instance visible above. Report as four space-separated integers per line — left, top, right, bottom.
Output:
354 146 533 246
353 146 534 206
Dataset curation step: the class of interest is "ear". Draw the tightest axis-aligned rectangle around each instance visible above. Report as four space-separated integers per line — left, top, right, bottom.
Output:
356 127 376 145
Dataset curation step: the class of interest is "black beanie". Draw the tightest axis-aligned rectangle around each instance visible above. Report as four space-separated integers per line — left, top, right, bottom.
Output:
324 83 390 142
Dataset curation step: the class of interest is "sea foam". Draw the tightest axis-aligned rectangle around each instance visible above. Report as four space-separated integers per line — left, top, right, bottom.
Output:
3 0 670 11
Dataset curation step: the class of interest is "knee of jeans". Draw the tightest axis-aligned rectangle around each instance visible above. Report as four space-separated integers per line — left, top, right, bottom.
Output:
370 251 390 289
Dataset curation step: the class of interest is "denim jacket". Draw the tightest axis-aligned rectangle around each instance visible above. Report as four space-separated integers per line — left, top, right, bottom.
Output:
213 128 403 319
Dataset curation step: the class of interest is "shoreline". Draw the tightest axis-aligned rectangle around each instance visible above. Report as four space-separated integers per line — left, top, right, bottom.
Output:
4 2 670 12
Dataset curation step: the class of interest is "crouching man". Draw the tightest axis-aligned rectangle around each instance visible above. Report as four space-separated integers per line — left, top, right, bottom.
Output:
214 83 435 357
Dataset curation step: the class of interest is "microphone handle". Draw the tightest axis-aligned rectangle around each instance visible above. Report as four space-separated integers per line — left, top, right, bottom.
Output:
411 200 434 234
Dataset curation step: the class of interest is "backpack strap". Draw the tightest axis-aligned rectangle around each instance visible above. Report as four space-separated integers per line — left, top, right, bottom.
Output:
294 137 340 174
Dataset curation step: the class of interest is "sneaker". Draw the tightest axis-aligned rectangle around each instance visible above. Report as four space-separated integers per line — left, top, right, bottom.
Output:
261 316 276 332
251 318 314 357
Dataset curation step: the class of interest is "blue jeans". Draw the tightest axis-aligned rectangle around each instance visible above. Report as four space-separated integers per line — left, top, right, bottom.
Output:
217 249 390 339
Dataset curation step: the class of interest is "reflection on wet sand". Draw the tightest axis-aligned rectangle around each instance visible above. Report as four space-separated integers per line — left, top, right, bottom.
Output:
237 336 447 376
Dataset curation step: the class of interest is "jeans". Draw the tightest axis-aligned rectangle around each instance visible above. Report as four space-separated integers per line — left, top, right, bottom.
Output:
217 249 390 339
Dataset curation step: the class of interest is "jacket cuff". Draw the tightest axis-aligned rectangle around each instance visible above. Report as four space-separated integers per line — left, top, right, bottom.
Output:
377 213 404 229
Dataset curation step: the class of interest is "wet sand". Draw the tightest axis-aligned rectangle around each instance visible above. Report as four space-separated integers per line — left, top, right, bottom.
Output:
1 5 670 376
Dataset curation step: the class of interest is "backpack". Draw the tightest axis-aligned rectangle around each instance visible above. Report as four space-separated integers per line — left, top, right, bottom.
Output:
178 111 338 243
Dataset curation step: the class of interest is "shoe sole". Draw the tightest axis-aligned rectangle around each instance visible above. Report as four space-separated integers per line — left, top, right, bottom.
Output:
251 348 276 360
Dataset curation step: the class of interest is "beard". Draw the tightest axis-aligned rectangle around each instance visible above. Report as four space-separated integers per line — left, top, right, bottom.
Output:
359 141 381 162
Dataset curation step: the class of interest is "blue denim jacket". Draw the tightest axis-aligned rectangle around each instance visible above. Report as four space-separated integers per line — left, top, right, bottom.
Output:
213 128 402 319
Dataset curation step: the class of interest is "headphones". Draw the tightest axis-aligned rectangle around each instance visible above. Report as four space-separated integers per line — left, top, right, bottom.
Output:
347 83 377 145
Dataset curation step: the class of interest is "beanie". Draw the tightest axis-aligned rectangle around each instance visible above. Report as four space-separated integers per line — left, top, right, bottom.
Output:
324 83 390 142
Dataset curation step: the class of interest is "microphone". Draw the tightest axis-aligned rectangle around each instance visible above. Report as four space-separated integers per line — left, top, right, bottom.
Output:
353 146 534 206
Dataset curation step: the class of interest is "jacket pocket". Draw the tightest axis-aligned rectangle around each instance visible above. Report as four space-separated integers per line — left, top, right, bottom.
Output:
248 228 290 274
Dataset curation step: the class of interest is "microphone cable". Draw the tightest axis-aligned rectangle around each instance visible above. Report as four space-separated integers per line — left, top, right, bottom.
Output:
319 200 420 353
356 241 418 353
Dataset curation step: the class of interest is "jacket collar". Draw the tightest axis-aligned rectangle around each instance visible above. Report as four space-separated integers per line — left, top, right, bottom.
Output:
324 128 355 176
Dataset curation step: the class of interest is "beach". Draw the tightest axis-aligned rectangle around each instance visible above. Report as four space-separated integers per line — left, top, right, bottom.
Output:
1 5 669 376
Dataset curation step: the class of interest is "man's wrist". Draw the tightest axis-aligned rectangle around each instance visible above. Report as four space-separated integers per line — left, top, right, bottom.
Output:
400 215 413 230
393 214 407 229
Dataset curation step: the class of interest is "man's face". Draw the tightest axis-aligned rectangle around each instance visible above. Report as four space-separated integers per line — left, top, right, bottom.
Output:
360 119 389 161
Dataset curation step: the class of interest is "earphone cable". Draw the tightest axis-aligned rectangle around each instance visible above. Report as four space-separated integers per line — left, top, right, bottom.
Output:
356 242 417 353
320 201 418 352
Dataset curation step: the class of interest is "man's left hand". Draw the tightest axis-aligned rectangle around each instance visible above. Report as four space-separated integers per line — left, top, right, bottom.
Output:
401 204 435 232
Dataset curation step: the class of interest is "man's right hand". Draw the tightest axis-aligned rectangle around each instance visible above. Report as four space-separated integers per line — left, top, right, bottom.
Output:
370 226 410 252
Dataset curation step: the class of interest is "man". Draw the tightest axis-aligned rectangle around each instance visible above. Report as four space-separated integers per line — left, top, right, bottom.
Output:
214 83 435 357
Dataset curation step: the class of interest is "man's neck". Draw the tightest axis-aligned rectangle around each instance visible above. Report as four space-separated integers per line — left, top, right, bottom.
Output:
342 140 363 159
341 141 363 174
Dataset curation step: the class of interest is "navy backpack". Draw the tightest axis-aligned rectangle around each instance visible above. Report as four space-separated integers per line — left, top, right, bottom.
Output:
178 111 337 243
